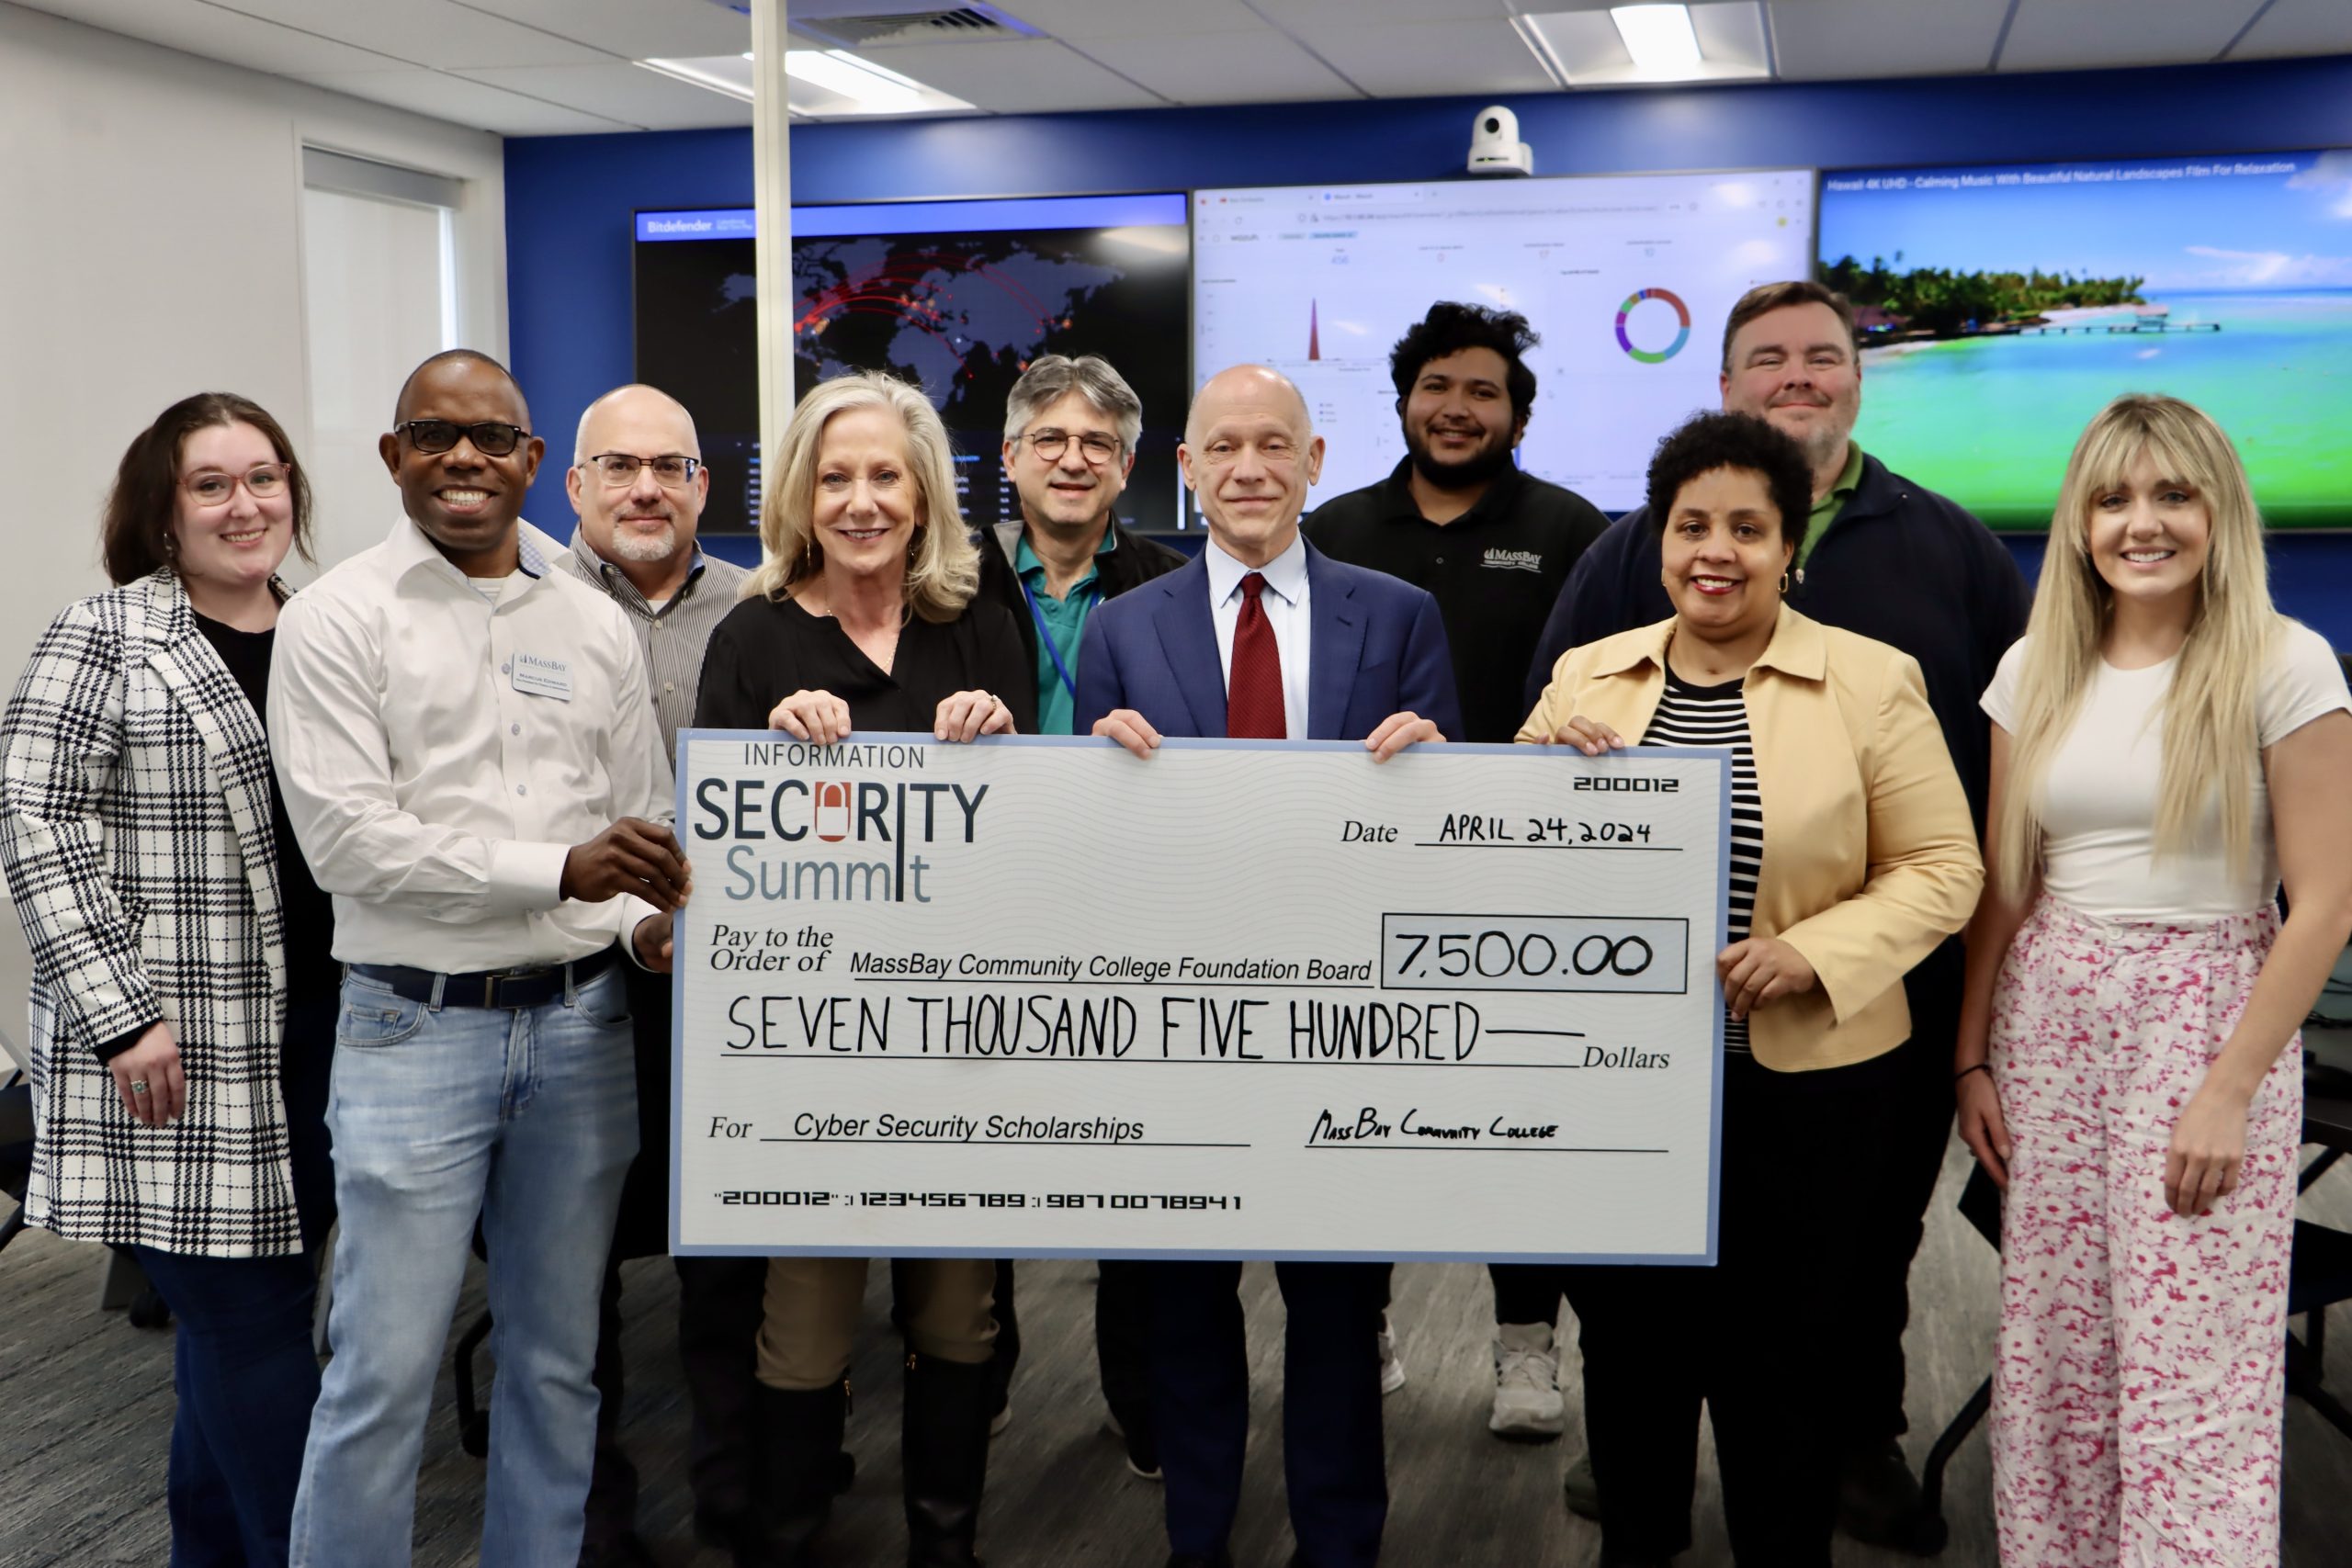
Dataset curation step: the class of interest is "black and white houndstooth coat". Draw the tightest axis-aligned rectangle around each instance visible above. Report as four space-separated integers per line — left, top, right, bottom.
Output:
0 568 301 1256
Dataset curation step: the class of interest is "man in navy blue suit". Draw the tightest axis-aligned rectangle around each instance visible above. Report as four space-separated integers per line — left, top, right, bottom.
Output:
1074 364 1460 1568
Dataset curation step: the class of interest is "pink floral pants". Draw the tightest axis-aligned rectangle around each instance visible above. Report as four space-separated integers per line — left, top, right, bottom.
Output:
1988 897 2301 1567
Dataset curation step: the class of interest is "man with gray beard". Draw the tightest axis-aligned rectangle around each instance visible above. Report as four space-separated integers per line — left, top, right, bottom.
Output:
558 383 752 1568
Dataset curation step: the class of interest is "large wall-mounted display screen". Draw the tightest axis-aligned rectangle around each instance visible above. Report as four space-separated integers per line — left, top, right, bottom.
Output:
1192 171 1815 513
1818 151 2352 529
634 193 1191 535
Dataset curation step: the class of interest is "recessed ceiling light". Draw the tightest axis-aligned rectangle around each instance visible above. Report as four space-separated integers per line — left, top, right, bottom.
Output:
1517 4 1768 88
1610 5 1701 73
639 55 755 102
785 49 923 111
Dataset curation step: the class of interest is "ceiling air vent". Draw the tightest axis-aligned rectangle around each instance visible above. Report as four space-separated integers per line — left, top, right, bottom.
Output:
801 6 1039 49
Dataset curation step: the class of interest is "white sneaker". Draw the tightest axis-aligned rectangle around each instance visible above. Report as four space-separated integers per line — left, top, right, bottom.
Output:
1102 1414 1161 1481
1376 1312 1407 1395
1488 1322 1565 1439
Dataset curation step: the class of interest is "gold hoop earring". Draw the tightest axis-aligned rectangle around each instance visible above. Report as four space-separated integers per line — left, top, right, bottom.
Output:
1780 571 1791 596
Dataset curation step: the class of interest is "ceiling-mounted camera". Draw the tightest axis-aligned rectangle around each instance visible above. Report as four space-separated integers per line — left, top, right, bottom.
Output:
1467 105 1533 177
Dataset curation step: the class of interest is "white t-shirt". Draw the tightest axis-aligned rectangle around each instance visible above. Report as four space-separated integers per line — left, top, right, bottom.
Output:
1982 622 2348 922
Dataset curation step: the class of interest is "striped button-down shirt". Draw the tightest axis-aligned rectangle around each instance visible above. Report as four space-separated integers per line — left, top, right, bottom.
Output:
555 529 750 758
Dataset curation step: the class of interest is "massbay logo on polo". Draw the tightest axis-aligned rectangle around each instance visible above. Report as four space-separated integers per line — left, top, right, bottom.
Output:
1482 548 1544 574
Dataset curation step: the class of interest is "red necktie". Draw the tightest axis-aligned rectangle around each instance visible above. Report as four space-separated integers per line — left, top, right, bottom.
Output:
1227 571 1286 739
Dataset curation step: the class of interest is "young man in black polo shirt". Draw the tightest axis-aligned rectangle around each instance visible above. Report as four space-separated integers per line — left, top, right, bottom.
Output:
1306 302 1608 750
1303 301 1609 1444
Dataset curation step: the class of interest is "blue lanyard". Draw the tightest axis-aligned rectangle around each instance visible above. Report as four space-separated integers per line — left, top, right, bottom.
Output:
1019 575 1082 702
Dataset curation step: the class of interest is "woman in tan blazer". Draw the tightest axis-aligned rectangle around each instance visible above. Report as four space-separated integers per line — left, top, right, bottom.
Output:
1518 411 1982 1567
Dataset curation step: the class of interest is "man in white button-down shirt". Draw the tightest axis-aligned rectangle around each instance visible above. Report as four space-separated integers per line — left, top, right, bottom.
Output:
270 350 690 1568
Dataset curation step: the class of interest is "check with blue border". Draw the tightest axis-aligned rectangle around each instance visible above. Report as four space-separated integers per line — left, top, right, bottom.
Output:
671 735 1729 1266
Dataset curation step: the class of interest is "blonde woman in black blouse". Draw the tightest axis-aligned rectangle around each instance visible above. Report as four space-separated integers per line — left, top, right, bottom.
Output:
697 372 1031 1568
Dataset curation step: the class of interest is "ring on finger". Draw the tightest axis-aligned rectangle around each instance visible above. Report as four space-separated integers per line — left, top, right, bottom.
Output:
130 1080 151 1094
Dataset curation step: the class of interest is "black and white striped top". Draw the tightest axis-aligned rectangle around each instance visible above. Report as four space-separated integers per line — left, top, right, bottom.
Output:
1643 671 1764 1052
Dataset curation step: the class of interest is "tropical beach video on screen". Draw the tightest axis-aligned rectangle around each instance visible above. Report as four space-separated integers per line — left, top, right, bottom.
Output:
1816 150 2352 530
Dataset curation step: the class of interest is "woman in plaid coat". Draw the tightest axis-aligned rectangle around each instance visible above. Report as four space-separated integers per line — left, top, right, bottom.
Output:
0 392 339 1567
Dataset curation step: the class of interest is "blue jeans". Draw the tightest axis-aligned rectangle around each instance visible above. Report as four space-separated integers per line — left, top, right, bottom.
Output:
128 989 338 1568
289 963 638 1568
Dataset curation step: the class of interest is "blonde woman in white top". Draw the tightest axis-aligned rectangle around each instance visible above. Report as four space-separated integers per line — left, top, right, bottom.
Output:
1954 393 2352 1567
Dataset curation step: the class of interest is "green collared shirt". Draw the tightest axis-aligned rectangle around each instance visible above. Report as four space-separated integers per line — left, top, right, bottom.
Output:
1015 530 1118 735
1797 444 1865 570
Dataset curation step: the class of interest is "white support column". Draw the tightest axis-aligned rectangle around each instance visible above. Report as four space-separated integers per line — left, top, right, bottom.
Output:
749 0 794 528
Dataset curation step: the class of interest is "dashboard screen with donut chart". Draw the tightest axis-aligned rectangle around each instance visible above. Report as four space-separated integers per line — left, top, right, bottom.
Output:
1194 170 1814 513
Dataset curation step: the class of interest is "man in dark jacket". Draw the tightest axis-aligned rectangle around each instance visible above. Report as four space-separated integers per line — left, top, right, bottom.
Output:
1527 281 2030 1546
971 353 1184 1480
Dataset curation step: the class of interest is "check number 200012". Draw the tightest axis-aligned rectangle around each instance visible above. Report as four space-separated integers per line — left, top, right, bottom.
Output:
1380 915 1692 996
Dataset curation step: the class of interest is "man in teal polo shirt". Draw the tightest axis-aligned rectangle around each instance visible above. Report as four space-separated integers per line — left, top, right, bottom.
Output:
972 354 1183 1474
981 355 1186 734
1014 526 1108 734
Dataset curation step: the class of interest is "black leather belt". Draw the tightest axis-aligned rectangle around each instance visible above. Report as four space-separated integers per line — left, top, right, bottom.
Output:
348 947 619 1010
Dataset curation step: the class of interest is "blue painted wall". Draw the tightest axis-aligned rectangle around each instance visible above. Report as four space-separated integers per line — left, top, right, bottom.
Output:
504 55 2352 640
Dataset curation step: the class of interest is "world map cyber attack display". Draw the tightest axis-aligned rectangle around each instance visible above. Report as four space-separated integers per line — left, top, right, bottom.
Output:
634 194 1191 535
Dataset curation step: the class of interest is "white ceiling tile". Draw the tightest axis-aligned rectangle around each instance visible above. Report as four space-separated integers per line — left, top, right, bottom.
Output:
2225 0 2352 61
211 0 612 71
1294 20 1558 97
1768 0 2009 80
32 0 2352 135
295 68 631 134
1080 29 1363 104
1252 0 1517 23
452 0 751 61
987 0 1266 37
850 37 1169 111
1690 2 1770 71
10 0 408 73
1998 0 2265 72
452 62 753 129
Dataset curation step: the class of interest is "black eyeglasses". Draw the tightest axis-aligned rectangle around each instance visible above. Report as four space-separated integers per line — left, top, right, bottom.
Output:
583 452 703 489
395 419 531 457
1019 430 1124 465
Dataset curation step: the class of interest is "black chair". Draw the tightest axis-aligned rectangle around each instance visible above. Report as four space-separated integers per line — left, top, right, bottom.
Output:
2290 1047 2352 1439
1912 1074 2352 1551
1907 1165 2002 1555
1 1066 32 1258
3 1057 174 1328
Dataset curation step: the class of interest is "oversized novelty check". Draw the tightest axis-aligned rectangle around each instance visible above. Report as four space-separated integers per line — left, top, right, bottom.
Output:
671 736 1729 1265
